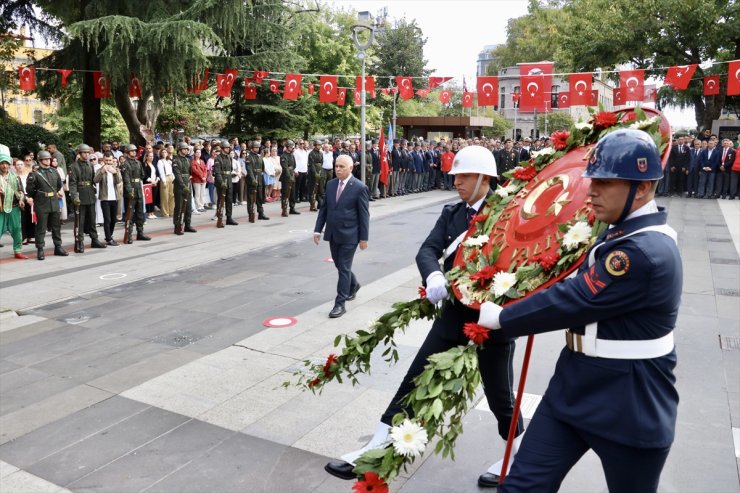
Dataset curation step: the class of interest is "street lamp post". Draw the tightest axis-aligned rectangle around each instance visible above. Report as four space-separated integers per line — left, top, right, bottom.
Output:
351 24 375 185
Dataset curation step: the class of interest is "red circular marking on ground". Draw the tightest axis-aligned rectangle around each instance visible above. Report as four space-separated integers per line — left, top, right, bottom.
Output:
263 316 298 328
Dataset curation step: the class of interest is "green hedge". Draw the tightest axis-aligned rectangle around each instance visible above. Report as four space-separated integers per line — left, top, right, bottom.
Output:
0 119 60 159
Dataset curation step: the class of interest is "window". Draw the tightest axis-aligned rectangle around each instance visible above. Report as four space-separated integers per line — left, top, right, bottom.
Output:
33 109 43 125
500 86 506 109
551 85 560 109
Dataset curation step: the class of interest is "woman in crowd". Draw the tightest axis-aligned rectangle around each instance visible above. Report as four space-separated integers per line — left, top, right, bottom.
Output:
261 146 275 202
157 148 175 217
16 156 35 245
50 156 68 223
232 150 242 206
269 146 281 202
206 146 219 216
238 148 249 206
142 150 160 219
191 148 207 212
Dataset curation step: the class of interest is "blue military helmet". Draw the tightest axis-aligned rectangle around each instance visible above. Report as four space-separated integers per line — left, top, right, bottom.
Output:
583 129 663 181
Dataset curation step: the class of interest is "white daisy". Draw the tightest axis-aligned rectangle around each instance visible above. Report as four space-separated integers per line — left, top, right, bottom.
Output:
390 419 428 458
495 184 517 198
491 271 518 297
463 234 489 247
628 116 659 130
532 147 555 158
562 221 592 250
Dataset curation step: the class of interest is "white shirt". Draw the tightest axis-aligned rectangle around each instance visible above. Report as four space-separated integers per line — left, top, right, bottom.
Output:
231 158 241 183
294 148 309 173
105 166 117 199
467 196 485 213
157 159 173 178
263 156 275 176
322 150 334 170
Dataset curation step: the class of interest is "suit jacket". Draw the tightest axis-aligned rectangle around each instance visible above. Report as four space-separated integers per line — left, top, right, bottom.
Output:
669 144 690 170
719 147 735 170
700 148 722 172
314 175 369 245
519 147 531 162
688 147 703 172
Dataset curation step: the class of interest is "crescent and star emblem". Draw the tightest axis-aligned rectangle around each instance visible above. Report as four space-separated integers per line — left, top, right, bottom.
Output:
521 175 571 219
20 67 31 79
401 78 411 89
288 79 297 90
735 68 740 81
324 81 333 94
626 76 639 91
98 76 107 89
482 82 493 95
707 79 716 89
574 80 587 93
527 81 539 95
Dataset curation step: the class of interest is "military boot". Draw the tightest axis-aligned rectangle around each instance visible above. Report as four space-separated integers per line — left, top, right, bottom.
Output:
137 232 152 241
249 213 256 223
289 208 301 215
174 225 184 236
226 218 239 226
258 213 270 220
37 247 45 260
54 246 68 256
281 207 288 217
91 238 107 249
184 226 197 233
76 240 85 253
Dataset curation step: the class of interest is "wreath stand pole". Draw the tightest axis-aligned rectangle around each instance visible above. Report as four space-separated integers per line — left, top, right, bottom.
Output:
498 334 534 485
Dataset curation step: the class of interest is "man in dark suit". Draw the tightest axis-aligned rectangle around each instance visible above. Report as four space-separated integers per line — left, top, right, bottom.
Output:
686 138 703 197
718 138 736 199
313 154 370 318
669 136 690 196
323 146 523 489
697 139 721 198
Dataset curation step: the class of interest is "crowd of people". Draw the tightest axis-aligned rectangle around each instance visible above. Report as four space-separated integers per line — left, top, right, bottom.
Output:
2 130 738 261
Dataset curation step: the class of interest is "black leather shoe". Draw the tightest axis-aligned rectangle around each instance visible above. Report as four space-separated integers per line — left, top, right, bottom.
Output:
106 240 119 246
37 248 45 260
347 283 361 301
329 305 346 318
77 241 85 253
137 234 152 241
54 246 68 256
91 239 107 248
174 227 184 236
478 472 500 488
258 214 270 220
324 461 355 480
289 209 301 215
226 219 239 225
184 226 197 233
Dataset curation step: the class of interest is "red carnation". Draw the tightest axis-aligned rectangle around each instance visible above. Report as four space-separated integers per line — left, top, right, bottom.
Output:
418 286 427 299
308 378 321 388
512 165 537 181
535 251 560 271
353 472 389 493
592 111 618 129
466 248 479 263
463 322 490 345
622 111 638 123
323 354 338 377
470 265 499 288
551 130 570 151
587 209 596 225
471 214 488 225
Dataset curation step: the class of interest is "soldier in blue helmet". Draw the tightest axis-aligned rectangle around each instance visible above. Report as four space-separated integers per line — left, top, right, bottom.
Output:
477 129 682 493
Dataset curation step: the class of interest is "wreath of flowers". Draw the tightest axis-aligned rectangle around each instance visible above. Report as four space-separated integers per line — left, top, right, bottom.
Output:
287 106 668 492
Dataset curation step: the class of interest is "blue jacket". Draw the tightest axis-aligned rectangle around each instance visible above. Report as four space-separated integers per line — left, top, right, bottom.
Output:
314 176 370 245
688 147 703 172
412 150 424 173
699 147 722 172
500 210 682 448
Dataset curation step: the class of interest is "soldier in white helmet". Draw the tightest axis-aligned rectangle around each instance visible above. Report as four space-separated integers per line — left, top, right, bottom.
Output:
324 146 523 487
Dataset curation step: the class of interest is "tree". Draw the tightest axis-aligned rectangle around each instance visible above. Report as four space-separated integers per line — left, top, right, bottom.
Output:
537 111 573 134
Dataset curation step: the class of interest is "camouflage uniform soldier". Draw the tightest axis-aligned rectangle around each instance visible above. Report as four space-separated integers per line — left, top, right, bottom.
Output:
214 139 239 225
172 142 197 235
121 144 152 243
307 140 323 211
69 144 106 252
246 141 269 222
24 150 68 260
280 140 300 217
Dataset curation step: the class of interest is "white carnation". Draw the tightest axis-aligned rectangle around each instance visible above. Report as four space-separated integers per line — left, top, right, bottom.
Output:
390 419 428 458
562 221 592 250
463 234 489 247
458 282 472 305
495 184 517 198
628 116 659 130
491 271 518 297
575 122 592 131
532 147 555 158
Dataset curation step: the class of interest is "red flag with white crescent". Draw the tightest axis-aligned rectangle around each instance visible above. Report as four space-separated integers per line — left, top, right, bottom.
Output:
613 86 625 106
199 68 209 91
520 75 544 110
428 76 452 90
379 126 389 185
664 64 697 91
569 73 592 106
703 75 720 96
396 76 414 100
337 87 347 106
355 76 375 98
93 71 111 98
129 74 142 98
18 66 36 91
619 69 644 102
590 89 599 106
727 60 740 96
439 89 452 103
269 79 280 93
461 92 474 108
319 75 338 103
56 69 73 88
557 92 570 108
143 184 153 205
380 87 390 96
283 73 302 100
416 88 430 98
253 70 269 83
216 69 239 97
476 76 498 106
353 87 362 106
243 77 257 100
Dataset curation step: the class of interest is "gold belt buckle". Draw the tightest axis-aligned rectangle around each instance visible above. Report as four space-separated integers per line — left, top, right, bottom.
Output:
133 179 140 182
45 192 54 197
565 330 583 353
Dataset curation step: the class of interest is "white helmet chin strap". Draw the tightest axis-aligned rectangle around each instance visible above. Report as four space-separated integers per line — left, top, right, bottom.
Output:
469 173 485 205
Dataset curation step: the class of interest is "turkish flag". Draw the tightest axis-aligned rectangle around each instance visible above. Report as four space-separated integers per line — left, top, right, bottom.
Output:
18 66 35 91
337 88 347 106
129 74 142 98
476 76 498 106
308 83 315 95
283 73 302 100
216 69 239 97
703 75 720 96
319 75 337 102
56 69 73 88
664 64 697 91
199 69 210 91
557 92 570 108
396 76 414 100
462 92 474 108
379 126 389 185
727 60 740 96
243 78 257 100
643 84 657 103
620 69 644 101
353 87 362 106
268 79 280 93
512 92 521 108
439 90 452 103
380 88 390 96
613 86 625 106
428 76 452 89
569 73 592 106
143 184 153 205
93 71 110 98
253 70 269 83
355 76 375 98
416 88 430 98
189 68 209 93
520 75 545 110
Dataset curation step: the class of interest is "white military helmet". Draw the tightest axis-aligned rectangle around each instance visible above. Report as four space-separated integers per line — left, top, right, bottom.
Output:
448 145 497 176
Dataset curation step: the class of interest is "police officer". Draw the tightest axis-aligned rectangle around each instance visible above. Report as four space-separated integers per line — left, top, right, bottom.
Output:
214 139 238 225
324 146 523 484
69 144 106 252
477 129 681 493
172 142 197 235
280 140 299 217
307 140 323 211
121 144 152 243
496 138 519 174
24 150 68 260
246 140 269 222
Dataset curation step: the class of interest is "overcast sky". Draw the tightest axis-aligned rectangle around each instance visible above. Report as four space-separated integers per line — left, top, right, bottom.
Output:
328 0 695 128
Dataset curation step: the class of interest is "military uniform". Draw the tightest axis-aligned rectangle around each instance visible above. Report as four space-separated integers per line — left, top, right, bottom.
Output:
214 152 237 224
496 148 519 174
172 154 193 232
25 166 64 252
69 158 103 249
307 146 323 210
245 150 267 221
280 150 298 216
121 156 148 241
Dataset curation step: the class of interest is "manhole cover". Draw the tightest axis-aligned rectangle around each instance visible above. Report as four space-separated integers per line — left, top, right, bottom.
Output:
152 330 203 348
63 312 95 325
716 288 740 297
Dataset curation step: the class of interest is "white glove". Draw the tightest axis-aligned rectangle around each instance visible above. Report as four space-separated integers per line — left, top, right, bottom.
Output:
478 301 503 330
425 271 449 304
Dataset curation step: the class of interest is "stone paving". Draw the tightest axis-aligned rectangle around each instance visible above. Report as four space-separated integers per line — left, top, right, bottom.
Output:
0 193 738 493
